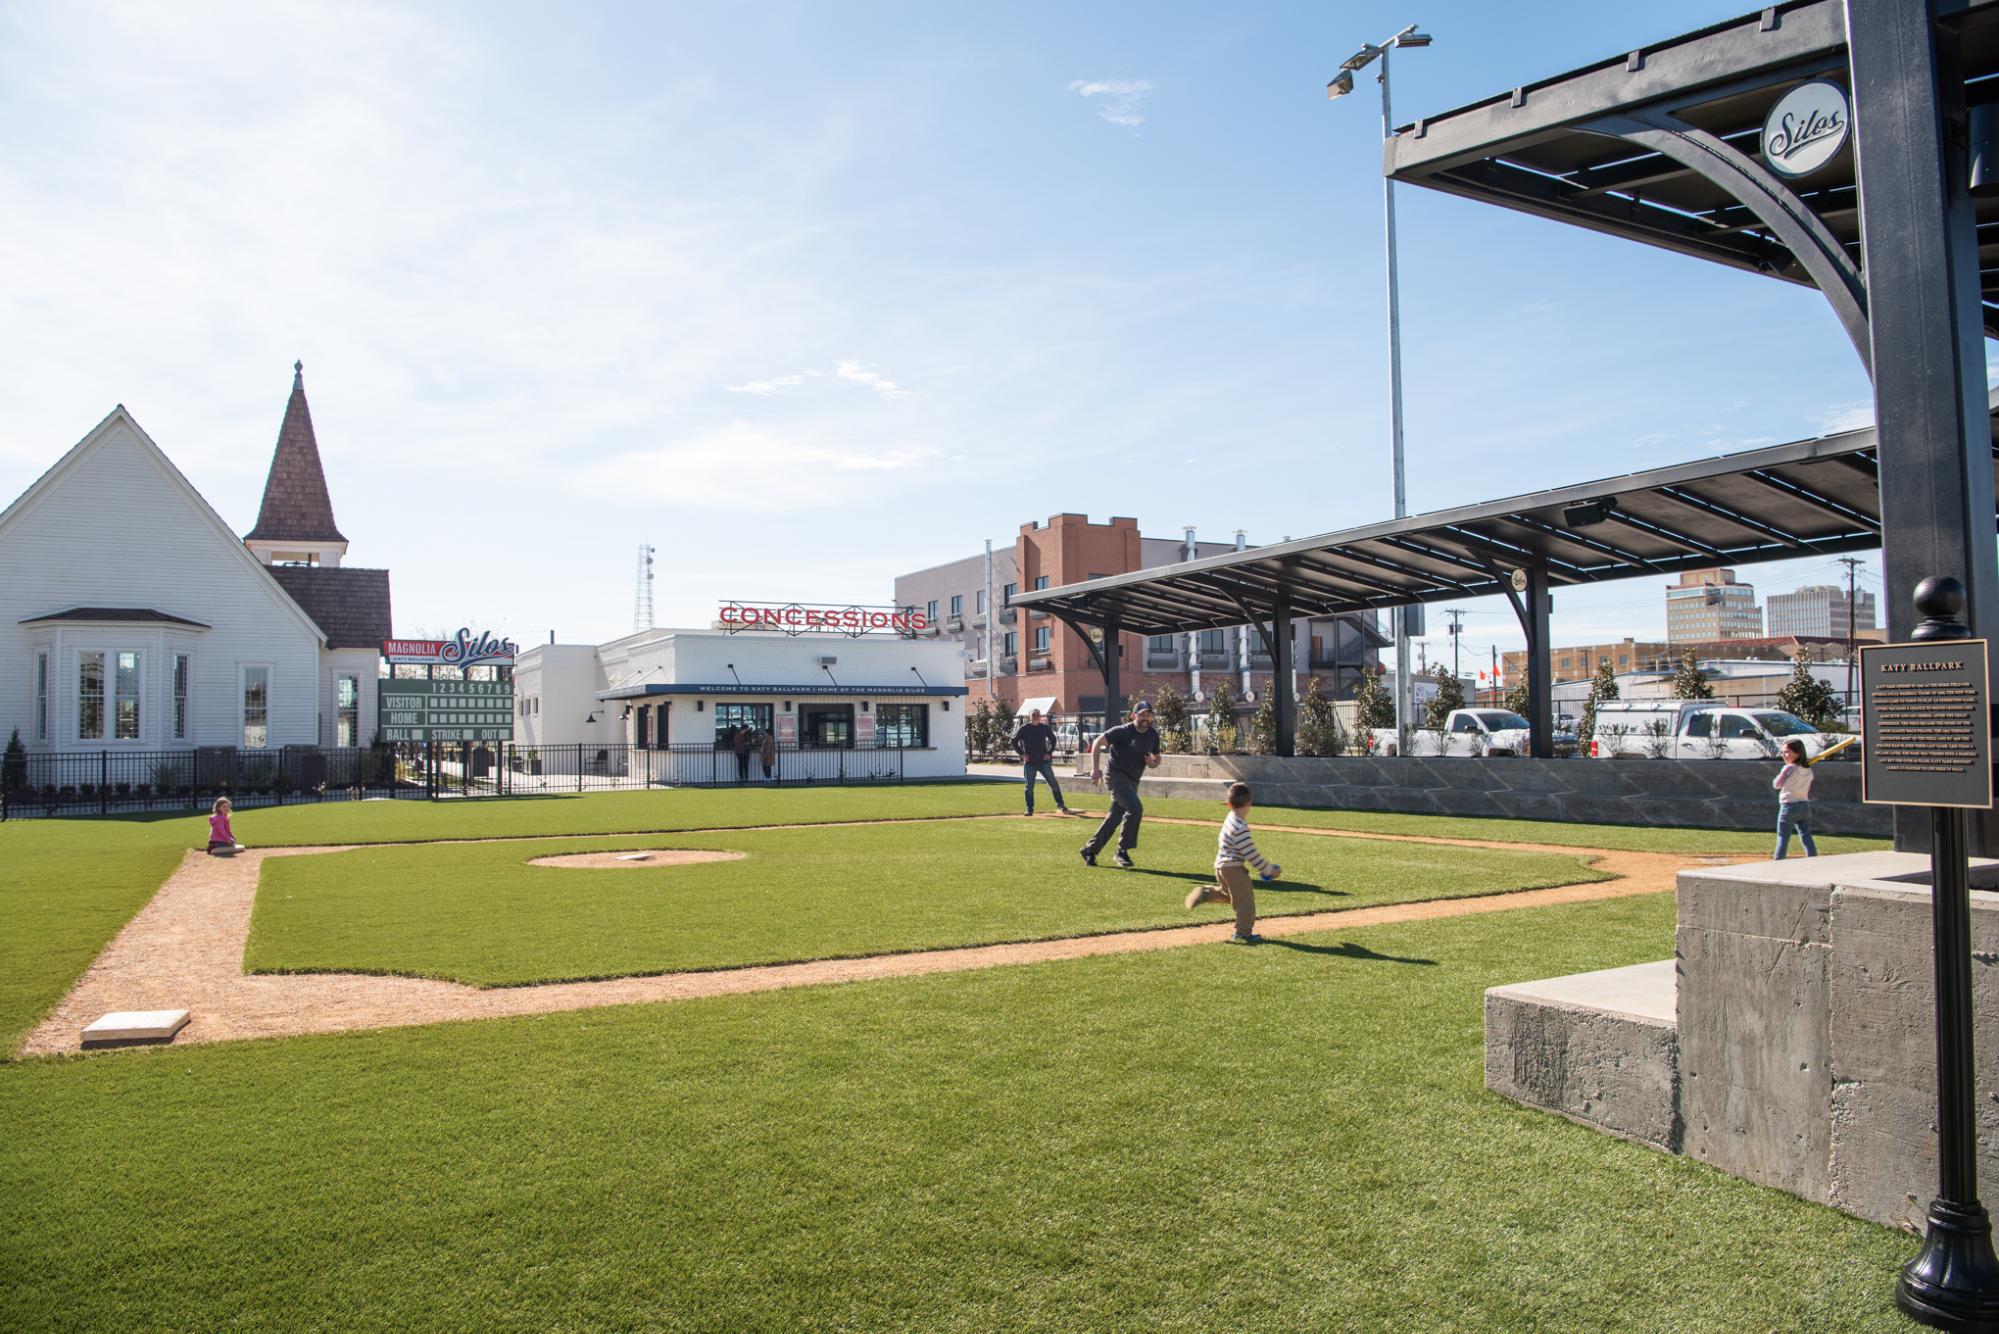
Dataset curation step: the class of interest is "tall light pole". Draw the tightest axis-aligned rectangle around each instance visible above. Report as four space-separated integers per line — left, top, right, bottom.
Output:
1330 21 1432 748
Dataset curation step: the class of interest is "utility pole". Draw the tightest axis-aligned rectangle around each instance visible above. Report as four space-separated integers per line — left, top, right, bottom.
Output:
1838 556 1864 719
1445 607 1466 680
1490 645 1499 706
984 540 997 693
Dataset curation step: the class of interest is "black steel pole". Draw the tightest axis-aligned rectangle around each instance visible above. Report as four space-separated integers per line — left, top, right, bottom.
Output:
1897 576 1999 1327
1524 567 1553 759
1847 0 1999 858
1272 598 1295 758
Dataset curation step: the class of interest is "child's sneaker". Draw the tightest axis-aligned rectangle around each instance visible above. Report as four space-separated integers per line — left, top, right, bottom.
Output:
1184 885 1212 910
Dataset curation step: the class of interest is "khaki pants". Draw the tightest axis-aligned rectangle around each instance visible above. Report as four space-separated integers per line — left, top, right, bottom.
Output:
1214 863 1257 936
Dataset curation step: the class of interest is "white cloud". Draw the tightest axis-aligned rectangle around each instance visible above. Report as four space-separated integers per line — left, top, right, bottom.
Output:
727 360 910 399
1813 400 1874 435
577 421 942 510
1069 78 1154 128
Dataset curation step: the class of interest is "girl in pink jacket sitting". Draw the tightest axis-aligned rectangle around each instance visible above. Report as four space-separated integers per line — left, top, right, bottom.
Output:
207 796 244 856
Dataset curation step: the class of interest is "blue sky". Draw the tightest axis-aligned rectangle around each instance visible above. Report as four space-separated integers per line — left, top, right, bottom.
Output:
0 1 1896 664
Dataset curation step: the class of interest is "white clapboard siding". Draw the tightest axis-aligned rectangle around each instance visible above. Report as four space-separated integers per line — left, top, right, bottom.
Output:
0 410 325 752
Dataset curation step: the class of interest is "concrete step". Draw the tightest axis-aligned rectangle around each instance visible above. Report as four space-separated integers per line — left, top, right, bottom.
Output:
1485 960 1679 1150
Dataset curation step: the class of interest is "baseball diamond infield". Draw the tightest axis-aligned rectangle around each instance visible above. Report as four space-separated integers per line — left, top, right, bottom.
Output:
19 815 1722 1056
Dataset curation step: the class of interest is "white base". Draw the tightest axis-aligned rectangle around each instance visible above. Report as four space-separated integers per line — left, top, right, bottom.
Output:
82 1008 190 1044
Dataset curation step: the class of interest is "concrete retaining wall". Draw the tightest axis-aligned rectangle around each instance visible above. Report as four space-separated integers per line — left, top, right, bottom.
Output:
1492 853 1999 1231
1141 754 1887 837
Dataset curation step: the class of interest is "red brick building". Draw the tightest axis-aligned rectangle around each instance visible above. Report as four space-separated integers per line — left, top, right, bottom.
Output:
894 513 1383 726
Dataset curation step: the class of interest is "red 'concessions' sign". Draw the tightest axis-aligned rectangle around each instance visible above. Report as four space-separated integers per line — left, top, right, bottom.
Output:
720 602 927 637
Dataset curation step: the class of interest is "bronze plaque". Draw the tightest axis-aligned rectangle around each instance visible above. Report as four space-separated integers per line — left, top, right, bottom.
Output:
1859 639 1992 809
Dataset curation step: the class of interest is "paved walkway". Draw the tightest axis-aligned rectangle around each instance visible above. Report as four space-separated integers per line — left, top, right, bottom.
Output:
21 818 1715 1056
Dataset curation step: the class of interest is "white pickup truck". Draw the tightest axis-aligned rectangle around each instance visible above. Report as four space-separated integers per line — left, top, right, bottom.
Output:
1370 709 1569 757
1589 701 1852 761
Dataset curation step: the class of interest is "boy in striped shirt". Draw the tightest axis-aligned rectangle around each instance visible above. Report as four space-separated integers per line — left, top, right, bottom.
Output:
1186 782 1280 944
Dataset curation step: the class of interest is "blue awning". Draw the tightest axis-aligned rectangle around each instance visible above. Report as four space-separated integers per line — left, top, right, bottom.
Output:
596 682 968 702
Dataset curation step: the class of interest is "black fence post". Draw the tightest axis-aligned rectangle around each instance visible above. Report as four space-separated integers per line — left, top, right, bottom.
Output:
99 751 108 815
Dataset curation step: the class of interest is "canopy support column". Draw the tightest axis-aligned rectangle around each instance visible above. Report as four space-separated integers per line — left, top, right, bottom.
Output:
1522 568 1553 759
1272 596 1295 758
1101 615 1122 721
1848 0 1999 861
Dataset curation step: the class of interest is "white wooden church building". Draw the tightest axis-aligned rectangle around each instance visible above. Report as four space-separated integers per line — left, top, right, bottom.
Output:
0 365 393 757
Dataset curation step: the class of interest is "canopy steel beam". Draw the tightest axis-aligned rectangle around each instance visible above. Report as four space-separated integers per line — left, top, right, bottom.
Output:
1741 469 1883 532
1506 512 1666 572
1577 108 1870 370
1655 484 1824 553
1597 509 1729 558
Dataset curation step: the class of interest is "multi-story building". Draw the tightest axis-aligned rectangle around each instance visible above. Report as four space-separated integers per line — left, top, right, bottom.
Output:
1502 638 1670 687
893 513 1384 724
1665 568 1762 642
1765 583 1877 639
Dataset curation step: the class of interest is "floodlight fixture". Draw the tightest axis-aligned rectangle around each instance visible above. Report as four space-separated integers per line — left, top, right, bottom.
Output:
1341 43 1382 72
1393 25 1433 48
1563 498 1619 528
1326 70 1356 99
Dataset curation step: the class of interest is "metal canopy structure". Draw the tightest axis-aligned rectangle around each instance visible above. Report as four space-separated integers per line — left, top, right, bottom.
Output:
1011 408 1998 634
1010 402 1999 759
1382 0 1999 361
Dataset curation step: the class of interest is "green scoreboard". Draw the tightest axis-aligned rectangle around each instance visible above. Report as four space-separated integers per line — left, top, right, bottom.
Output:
380 679 515 743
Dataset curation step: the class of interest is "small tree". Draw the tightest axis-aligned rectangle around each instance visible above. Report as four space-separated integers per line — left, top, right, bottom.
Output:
1353 664 1394 734
1154 684 1193 754
1777 649 1841 728
1579 657 1619 749
1248 680 1279 754
1642 718 1673 759
1 728 24 795
1295 676 1344 756
1672 650 1715 701
1503 679 1533 720
1422 664 1467 730
1207 679 1240 754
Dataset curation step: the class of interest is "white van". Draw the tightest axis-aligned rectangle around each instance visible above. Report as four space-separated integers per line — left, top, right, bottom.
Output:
1589 701 1847 761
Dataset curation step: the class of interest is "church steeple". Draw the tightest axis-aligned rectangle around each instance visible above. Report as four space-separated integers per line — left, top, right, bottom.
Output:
244 361 349 567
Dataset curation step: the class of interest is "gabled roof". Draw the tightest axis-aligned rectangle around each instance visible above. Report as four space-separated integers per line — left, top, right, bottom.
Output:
266 566 393 649
0 405 327 647
245 361 347 544
20 607 210 628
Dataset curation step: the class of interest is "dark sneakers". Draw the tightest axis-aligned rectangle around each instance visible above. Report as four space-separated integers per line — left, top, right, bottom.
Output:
1080 847 1097 867
1115 852 1134 869
1228 932 1263 946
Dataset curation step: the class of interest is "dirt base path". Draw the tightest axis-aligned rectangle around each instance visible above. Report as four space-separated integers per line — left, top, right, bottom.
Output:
20 820 1720 1057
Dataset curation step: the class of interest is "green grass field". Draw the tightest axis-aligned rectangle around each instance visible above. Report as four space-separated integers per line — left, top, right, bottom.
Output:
1 893 1910 1330
244 817 1609 986
0 782 1888 1054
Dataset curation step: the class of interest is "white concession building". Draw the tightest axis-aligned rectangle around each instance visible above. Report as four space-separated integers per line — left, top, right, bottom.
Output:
513 624 969 780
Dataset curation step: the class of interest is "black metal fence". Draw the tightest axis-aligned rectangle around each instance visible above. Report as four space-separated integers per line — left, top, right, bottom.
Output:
0 745 409 819
2 740 926 819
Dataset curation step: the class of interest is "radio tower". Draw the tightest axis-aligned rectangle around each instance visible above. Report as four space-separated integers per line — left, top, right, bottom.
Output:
633 544 655 631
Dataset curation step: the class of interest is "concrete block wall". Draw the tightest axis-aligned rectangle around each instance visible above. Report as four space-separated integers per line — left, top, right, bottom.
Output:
1143 754 1887 837
1655 856 1999 1229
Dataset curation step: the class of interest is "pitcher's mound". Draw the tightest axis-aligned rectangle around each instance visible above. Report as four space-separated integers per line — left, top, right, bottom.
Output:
527 849 745 870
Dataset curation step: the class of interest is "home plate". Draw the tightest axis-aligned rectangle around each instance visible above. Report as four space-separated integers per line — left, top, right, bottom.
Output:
82 1009 190 1048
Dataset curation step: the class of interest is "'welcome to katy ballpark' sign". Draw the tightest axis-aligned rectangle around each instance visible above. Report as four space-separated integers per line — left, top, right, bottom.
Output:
380 679 515 744
719 602 928 637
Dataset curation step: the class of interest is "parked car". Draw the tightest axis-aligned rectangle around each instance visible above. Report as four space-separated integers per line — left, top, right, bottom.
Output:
1370 709 1579 757
1588 701 1852 760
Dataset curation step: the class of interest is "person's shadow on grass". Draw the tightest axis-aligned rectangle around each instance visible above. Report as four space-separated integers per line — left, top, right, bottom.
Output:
1267 939 1436 965
1115 867 1349 899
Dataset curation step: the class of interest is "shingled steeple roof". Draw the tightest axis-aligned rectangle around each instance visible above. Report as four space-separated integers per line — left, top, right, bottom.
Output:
245 361 346 544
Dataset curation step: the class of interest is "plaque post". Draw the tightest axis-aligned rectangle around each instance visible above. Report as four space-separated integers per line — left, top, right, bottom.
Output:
1897 576 1999 1328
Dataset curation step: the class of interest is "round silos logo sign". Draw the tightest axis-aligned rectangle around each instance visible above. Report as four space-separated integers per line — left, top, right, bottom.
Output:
1761 80 1850 178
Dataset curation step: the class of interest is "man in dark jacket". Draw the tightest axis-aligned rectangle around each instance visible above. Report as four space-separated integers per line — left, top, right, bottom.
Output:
1011 707 1070 816
1081 701 1161 869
